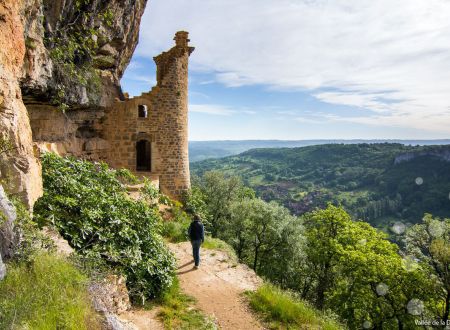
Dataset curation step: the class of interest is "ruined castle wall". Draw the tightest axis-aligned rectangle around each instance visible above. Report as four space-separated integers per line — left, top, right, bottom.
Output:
26 32 193 200
28 105 109 160
102 95 162 174
103 33 193 200
151 48 191 199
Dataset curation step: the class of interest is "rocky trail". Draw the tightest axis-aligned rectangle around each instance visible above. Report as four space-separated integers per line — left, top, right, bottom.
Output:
47 227 263 329
169 242 263 330
119 242 264 329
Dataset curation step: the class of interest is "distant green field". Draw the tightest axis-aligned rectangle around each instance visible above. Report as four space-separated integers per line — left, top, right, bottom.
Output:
192 143 450 228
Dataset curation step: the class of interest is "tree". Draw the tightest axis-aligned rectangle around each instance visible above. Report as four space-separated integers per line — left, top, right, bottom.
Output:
196 171 254 236
225 198 295 271
406 214 450 323
302 205 433 329
302 205 350 310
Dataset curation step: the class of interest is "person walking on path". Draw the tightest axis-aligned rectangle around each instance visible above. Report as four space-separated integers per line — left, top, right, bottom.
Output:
188 214 204 269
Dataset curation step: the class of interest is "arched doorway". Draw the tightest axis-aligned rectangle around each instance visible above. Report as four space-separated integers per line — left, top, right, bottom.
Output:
136 140 151 171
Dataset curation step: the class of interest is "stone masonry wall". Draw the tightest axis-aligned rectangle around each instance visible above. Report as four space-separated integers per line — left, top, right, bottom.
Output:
28 32 193 200
103 31 194 199
103 95 161 172
28 104 109 161
151 32 193 199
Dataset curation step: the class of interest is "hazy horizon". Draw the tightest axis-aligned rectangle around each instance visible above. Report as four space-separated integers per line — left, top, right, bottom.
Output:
189 138 450 142
188 139 450 162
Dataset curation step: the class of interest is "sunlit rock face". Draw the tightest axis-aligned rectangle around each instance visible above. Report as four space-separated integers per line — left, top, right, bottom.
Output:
0 0 148 208
0 0 42 208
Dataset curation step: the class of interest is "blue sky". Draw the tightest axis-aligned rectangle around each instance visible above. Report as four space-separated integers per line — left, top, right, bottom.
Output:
121 0 450 141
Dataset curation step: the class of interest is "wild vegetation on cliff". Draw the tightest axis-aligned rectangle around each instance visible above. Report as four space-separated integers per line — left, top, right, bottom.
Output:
0 253 100 329
1 153 227 329
34 153 176 302
21 0 147 108
0 192 98 328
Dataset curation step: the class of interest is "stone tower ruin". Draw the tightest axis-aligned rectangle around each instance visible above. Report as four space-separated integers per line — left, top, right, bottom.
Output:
28 32 195 200
103 31 194 198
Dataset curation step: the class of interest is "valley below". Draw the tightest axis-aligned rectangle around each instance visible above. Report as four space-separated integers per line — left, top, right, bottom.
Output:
192 143 450 235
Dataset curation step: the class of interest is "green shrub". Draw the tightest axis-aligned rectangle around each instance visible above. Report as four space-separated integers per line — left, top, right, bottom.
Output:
202 237 237 262
10 198 54 262
248 284 343 330
0 253 100 329
182 186 210 221
161 218 190 243
140 178 161 207
34 153 176 302
161 203 192 243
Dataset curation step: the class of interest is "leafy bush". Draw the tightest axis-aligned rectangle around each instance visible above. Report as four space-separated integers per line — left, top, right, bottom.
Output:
182 186 210 220
140 178 161 206
10 198 54 262
247 284 342 330
188 171 255 236
161 216 190 243
0 253 100 329
202 237 237 263
34 153 176 302
159 199 193 243
0 135 13 155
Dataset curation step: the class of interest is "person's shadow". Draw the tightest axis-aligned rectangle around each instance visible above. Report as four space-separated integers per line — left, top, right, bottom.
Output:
176 260 196 275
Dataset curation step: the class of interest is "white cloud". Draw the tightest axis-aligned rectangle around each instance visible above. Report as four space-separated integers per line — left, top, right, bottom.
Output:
126 60 145 71
189 104 259 116
126 74 156 85
190 104 235 116
135 0 450 134
314 92 394 113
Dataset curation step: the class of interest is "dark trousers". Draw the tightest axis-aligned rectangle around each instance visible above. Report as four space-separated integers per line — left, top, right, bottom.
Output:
191 239 202 266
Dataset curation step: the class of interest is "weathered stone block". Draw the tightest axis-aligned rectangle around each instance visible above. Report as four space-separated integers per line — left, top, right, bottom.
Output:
0 253 5 280
0 184 17 260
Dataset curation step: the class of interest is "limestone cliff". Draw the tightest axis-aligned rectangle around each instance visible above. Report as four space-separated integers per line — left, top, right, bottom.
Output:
394 146 450 165
0 0 42 207
0 0 148 207
21 0 147 108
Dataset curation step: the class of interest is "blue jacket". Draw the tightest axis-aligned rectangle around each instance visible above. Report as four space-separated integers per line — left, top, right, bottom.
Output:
188 220 204 241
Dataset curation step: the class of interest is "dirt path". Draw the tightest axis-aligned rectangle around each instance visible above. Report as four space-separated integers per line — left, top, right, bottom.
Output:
169 242 263 330
119 308 163 330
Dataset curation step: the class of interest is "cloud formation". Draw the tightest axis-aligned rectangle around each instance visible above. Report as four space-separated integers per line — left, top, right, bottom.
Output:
136 0 450 134
190 104 235 116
